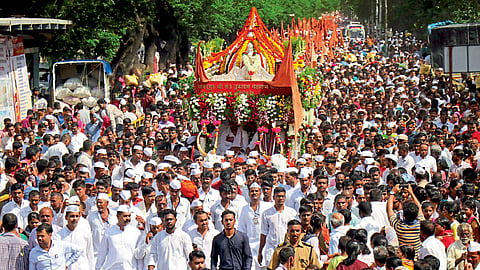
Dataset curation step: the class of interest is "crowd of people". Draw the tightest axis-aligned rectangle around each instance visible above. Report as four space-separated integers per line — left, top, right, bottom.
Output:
1 25 480 270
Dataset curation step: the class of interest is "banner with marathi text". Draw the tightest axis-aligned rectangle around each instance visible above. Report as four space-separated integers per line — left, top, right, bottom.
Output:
0 35 32 127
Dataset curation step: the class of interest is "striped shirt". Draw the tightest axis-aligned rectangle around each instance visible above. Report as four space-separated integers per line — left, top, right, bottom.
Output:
389 215 422 258
0 232 30 270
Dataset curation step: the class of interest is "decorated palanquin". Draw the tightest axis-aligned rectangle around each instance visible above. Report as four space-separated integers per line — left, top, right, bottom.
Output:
192 7 308 160
195 7 296 96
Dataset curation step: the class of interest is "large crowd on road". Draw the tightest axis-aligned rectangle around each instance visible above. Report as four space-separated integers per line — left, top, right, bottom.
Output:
1 28 480 270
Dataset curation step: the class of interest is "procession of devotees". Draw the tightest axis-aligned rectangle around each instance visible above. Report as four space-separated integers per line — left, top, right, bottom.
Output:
1 28 480 270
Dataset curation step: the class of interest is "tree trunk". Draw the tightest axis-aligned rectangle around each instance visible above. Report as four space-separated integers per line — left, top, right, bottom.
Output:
112 19 147 76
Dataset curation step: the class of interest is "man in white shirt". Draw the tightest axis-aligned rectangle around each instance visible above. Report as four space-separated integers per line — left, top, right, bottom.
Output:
0 123 14 152
217 122 249 155
68 122 87 154
29 223 82 270
210 183 240 231
413 143 437 173
167 179 190 229
419 220 447 270
54 205 94 270
45 117 60 136
449 148 471 180
369 189 390 228
95 205 141 270
87 193 117 260
238 183 270 270
134 217 163 270
122 145 146 182
286 169 314 212
357 201 382 245
397 144 415 175
329 212 349 255
187 210 219 267
147 208 193 270
258 186 297 267
28 207 62 249
0 183 29 220
198 171 220 213
42 134 71 161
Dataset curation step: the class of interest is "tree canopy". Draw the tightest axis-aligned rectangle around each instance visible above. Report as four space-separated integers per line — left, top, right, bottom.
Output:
1 0 341 70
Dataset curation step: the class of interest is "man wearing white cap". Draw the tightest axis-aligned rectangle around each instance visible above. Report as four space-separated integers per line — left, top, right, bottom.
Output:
225 150 235 165
147 209 193 270
238 182 270 270
466 241 480 270
382 154 398 184
142 147 157 167
116 190 145 229
54 205 94 270
167 179 190 229
87 193 117 259
134 217 163 270
96 205 141 270
187 209 219 267
122 145 146 182
190 168 202 187
93 161 107 179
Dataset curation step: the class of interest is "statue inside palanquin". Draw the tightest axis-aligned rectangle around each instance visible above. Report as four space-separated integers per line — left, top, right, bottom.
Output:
211 39 275 81
242 42 262 80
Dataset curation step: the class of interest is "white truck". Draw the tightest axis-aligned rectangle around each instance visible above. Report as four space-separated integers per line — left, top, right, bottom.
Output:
52 60 112 108
346 22 366 40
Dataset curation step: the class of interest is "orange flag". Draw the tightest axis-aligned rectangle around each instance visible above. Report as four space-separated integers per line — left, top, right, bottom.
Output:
195 42 209 83
268 39 304 150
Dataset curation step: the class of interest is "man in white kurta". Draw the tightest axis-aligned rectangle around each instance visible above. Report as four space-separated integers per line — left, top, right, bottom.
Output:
166 179 190 229
217 122 249 155
258 187 297 267
419 220 447 270
147 209 193 270
238 183 272 270
95 205 141 270
134 217 163 270
87 193 117 258
54 205 94 270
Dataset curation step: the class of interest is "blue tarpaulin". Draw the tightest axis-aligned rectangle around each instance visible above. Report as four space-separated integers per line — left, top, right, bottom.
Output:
428 20 455 35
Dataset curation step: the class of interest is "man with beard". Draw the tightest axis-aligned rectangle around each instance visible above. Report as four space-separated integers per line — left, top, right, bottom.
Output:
268 219 321 270
95 205 141 269
147 209 193 270
447 223 475 270
211 209 252 270
134 217 163 270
